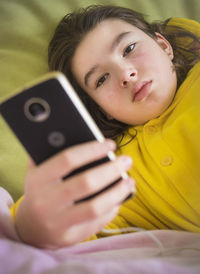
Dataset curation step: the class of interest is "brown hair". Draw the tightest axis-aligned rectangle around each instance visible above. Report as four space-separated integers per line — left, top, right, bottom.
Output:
48 5 200 143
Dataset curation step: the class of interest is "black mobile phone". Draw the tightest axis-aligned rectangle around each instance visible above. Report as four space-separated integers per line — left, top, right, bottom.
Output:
0 72 128 202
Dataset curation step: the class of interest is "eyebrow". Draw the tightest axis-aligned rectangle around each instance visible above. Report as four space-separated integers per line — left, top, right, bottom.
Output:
111 31 131 51
84 31 131 87
84 65 98 87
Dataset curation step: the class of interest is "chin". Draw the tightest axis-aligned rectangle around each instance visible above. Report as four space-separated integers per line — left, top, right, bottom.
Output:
135 111 164 126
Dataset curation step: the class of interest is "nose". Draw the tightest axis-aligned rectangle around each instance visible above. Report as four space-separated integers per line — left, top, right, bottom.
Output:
121 72 137 88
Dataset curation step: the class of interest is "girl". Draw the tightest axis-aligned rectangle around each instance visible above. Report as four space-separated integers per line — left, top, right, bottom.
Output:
11 5 200 249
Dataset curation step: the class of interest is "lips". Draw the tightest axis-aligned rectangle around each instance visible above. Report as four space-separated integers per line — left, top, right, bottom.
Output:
132 81 152 102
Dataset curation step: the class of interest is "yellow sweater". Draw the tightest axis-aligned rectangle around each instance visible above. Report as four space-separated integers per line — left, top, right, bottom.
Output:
102 60 200 234
10 18 200 234
99 17 200 235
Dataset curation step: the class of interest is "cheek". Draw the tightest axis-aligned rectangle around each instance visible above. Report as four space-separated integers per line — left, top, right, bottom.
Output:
130 50 155 72
135 50 154 61
95 89 116 108
92 85 120 114
95 81 118 102
135 45 172 72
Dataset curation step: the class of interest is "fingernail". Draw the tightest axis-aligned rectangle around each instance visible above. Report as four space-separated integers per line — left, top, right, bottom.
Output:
105 139 116 150
118 156 132 168
126 178 136 192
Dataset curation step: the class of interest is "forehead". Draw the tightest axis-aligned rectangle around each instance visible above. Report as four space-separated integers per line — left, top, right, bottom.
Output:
77 18 146 50
88 18 144 38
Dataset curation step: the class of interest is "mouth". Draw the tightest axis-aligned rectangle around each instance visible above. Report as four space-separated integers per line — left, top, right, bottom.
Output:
132 81 152 102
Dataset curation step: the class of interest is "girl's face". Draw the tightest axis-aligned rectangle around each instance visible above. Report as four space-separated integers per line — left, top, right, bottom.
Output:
71 19 177 125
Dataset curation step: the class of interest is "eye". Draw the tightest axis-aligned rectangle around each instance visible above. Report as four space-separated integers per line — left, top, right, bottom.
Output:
96 73 109 88
123 43 135 57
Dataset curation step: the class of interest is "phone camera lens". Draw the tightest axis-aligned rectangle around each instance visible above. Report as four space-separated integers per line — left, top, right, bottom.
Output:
29 103 45 117
24 97 50 122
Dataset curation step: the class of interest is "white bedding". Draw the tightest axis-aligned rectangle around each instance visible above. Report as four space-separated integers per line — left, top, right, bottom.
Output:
1 187 200 274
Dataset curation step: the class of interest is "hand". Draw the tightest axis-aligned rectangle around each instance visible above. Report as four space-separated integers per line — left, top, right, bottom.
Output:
15 140 134 249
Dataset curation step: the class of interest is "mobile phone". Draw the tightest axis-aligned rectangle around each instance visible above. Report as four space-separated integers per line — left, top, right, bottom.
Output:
0 72 128 202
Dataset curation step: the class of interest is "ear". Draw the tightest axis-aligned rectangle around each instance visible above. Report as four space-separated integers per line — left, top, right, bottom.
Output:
155 32 174 60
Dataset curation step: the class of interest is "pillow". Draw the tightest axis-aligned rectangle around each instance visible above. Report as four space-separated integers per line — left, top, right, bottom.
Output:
0 0 199 201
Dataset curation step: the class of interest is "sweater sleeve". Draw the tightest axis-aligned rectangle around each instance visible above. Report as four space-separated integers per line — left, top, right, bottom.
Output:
10 196 24 222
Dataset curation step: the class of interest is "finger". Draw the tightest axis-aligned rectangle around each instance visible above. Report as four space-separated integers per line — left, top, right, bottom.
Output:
60 206 120 246
56 155 133 203
83 177 135 219
32 155 132 216
55 176 134 228
28 139 116 186
27 158 35 168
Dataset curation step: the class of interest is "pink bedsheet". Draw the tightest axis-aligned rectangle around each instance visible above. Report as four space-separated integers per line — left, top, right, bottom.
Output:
0 186 200 274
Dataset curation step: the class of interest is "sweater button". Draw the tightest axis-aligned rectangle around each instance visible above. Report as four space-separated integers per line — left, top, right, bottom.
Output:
160 155 173 166
145 125 157 134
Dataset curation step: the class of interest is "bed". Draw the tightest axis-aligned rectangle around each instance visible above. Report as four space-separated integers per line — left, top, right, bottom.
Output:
0 0 200 273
